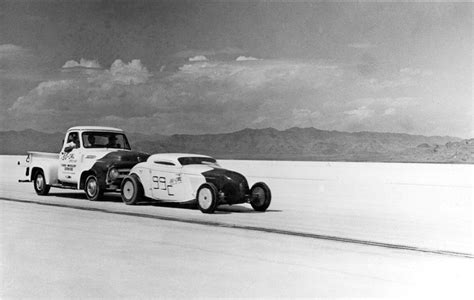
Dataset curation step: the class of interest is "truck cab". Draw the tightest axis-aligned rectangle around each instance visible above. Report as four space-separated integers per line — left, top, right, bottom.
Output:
19 126 149 201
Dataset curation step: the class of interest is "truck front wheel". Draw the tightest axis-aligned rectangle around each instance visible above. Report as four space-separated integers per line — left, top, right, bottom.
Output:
33 170 50 196
84 175 103 201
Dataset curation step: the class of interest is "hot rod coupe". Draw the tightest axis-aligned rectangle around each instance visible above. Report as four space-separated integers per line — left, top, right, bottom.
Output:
120 153 271 213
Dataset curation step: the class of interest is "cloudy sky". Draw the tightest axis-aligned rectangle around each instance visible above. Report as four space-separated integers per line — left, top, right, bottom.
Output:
0 0 472 137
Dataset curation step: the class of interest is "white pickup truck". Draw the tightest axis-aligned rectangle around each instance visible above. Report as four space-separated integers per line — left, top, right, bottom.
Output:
18 126 149 201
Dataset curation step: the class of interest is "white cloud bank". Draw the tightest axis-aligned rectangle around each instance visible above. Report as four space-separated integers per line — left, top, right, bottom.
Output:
0 44 29 58
62 58 101 69
5 57 472 137
88 59 151 86
236 56 259 61
189 55 208 62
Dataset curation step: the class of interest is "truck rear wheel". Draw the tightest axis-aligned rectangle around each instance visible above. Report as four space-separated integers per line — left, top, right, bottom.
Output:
84 174 103 201
33 170 50 196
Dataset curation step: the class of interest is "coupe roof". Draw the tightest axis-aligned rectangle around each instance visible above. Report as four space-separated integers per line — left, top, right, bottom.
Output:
147 153 213 164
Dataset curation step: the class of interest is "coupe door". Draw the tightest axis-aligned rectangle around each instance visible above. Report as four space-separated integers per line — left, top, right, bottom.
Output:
150 163 184 201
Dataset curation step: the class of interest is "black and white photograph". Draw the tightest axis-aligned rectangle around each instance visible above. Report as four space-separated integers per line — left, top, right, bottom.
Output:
0 0 472 298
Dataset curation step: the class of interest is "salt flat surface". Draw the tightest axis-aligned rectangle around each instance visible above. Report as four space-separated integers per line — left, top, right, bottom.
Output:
1 155 473 254
1 200 472 298
1 155 473 298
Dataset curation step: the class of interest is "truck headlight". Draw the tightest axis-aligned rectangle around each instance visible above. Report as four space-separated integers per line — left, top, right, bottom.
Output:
108 168 119 180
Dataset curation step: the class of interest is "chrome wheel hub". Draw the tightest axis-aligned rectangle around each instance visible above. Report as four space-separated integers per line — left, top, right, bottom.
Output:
36 174 44 190
252 187 265 205
123 181 134 200
198 188 212 209
87 178 97 196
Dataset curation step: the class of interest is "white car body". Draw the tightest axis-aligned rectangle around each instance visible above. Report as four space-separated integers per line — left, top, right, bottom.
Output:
130 153 219 202
124 153 272 213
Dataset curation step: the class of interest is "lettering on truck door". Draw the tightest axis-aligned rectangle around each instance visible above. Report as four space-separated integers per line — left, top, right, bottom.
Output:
58 131 81 183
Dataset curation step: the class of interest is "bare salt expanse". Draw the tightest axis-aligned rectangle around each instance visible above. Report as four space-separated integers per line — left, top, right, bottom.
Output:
220 159 474 255
1 155 472 254
1 155 473 298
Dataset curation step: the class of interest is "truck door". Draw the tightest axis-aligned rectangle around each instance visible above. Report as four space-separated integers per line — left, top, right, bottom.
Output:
58 131 82 184
150 161 183 201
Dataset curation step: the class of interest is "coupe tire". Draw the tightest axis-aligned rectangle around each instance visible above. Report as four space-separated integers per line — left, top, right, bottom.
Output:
197 183 218 214
250 182 271 212
84 174 103 201
121 175 143 205
33 170 50 196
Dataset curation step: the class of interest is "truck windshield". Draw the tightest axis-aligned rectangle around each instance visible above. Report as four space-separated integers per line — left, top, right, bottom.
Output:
82 132 131 150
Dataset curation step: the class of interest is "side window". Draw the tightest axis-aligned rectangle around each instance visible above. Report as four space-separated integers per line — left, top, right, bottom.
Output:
63 132 80 151
154 161 175 166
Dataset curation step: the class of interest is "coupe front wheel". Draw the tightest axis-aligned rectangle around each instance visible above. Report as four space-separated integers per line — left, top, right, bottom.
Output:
84 175 103 201
197 183 218 213
121 175 143 205
33 170 50 196
250 182 271 212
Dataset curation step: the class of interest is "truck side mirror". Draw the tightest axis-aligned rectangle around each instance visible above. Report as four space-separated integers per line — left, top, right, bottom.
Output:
64 145 73 153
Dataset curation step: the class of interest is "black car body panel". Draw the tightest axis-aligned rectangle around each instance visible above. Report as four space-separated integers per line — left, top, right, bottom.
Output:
90 150 150 190
202 168 251 204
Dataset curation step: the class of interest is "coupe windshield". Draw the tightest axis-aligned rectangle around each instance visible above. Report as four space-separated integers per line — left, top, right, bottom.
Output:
178 157 219 166
82 132 131 150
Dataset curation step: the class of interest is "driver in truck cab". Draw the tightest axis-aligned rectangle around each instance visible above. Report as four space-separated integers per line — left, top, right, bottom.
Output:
64 132 79 152
107 135 119 148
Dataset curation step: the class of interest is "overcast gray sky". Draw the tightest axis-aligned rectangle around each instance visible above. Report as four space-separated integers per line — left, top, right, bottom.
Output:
0 0 472 137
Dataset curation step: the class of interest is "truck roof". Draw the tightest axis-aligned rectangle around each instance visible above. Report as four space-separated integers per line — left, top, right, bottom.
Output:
67 126 124 132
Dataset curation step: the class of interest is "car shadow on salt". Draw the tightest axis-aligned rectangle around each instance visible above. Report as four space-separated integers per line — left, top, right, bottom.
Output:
47 192 281 214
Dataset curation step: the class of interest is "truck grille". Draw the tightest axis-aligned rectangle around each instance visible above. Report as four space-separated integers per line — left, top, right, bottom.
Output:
117 168 130 178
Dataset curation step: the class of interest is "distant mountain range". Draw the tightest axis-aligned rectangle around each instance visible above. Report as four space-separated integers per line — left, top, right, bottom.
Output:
1 127 473 163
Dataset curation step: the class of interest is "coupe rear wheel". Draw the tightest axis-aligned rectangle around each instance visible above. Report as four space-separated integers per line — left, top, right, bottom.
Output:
197 183 218 213
33 170 50 196
121 175 143 205
85 175 103 201
250 182 271 212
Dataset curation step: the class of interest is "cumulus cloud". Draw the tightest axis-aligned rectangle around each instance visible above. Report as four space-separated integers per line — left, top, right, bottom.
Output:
7 58 346 134
291 109 322 127
0 44 39 71
91 59 151 86
174 47 245 58
0 44 29 58
176 60 342 90
5 54 470 137
383 108 396 116
62 58 101 69
236 56 260 61
361 77 416 91
344 106 374 120
8 59 154 125
189 55 208 62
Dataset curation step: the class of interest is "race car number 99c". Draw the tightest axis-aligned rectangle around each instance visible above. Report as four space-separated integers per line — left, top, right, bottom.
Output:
120 153 272 214
152 176 175 196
